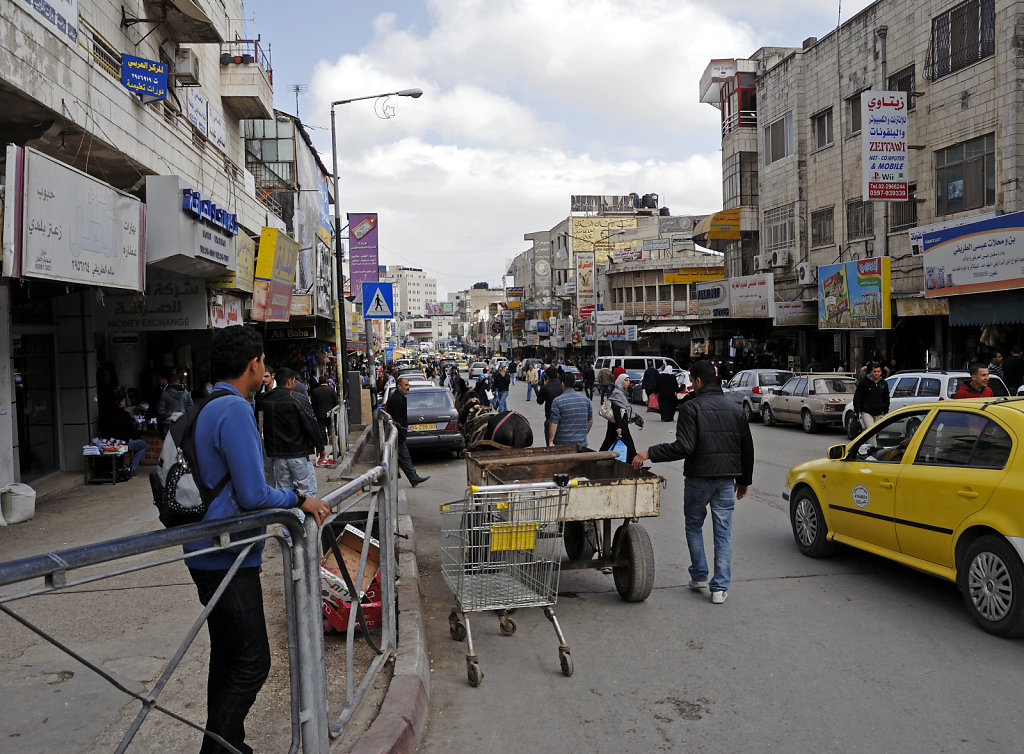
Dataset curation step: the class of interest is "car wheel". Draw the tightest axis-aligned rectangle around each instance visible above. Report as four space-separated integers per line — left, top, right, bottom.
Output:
801 410 818 434
960 535 1024 637
763 404 777 427
790 488 836 557
742 401 758 423
846 415 861 440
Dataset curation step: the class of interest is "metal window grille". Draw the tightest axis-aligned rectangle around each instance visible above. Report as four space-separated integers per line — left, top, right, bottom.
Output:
930 0 994 80
891 185 919 230
78 19 120 79
846 199 874 240
888 66 917 110
810 207 834 247
763 204 795 252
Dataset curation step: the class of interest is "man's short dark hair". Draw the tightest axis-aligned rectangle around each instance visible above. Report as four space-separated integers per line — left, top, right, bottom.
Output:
969 362 989 376
210 326 263 381
866 361 882 372
561 371 576 388
264 363 274 375
275 366 297 384
690 360 717 386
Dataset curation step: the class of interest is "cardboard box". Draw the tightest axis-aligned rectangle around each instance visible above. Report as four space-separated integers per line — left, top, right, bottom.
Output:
320 525 382 633
323 598 382 633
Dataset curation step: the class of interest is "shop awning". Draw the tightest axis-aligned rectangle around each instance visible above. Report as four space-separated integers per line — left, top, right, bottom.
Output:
693 208 741 241
949 289 1024 326
641 325 691 334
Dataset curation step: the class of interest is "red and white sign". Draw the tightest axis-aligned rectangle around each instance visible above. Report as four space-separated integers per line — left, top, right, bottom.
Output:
578 305 595 320
862 90 908 201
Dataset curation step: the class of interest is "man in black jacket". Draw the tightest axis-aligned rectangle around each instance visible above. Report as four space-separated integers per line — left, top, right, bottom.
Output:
261 367 327 501
632 360 753 605
310 377 339 467
853 362 890 430
385 377 429 487
536 367 564 441
1003 345 1024 394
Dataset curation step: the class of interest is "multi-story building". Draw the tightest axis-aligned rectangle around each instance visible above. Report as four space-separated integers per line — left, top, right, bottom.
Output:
697 0 1022 371
380 265 437 317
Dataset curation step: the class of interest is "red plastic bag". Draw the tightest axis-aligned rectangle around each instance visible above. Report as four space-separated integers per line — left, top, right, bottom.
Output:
647 394 659 410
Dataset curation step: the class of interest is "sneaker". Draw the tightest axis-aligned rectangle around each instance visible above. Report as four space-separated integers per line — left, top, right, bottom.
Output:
711 590 728 605
688 579 709 590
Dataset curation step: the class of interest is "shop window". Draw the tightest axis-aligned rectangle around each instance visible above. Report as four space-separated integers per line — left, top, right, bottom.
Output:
846 198 874 240
811 207 834 248
812 109 833 150
930 0 995 80
764 113 792 165
935 134 995 216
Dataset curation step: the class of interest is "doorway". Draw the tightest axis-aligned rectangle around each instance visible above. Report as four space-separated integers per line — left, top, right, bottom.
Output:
12 332 59 481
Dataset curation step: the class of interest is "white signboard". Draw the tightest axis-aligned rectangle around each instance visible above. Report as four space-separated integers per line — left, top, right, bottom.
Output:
15 0 77 44
16 147 144 290
862 90 908 200
591 324 637 342
186 88 208 136
207 105 228 153
594 310 625 325
921 210 1024 298
695 281 730 318
730 273 775 318
643 238 670 251
210 293 244 328
908 212 996 256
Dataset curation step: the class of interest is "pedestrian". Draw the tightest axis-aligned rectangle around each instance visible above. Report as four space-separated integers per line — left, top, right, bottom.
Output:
261 367 327 500
1003 345 1024 393
143 368 170 433
525 362 540 400
953 362 993 398
98 387 148 477
474 369 491 405
157 370 194 429
447 366 467 397
582 362 595 400
547 371 593 446
310 376 339 466
492 365 511 412
852 361 890 429
596 366 614 400
642 365 659 405
536 367 564 441
656 365 678 422
385 377 430 487
509 359 518 385
631 360 754 605
988 351 1004 378
598 373 640 462
186 326 329 754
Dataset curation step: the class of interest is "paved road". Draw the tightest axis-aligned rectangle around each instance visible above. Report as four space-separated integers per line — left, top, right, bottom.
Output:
404 382 1024 752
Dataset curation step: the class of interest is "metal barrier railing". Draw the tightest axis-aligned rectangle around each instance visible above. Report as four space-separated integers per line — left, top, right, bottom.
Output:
0 416 398 753
328 402 348 463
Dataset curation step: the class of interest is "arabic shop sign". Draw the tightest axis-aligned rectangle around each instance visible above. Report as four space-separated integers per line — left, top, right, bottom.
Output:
145 175 236 276
251 227 299 322
921 210 1024 298
182 188 238 237
7 146 145 291
120 54 167 101
861 91 908 201
93 278 208 331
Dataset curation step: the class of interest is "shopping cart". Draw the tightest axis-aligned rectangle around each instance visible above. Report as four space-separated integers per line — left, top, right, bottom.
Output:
440 478 575 686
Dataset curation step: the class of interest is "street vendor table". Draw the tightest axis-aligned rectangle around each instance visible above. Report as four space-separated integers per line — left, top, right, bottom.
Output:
84 448 128 485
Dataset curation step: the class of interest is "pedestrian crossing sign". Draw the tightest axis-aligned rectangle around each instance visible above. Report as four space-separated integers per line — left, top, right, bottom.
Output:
362 283 394 319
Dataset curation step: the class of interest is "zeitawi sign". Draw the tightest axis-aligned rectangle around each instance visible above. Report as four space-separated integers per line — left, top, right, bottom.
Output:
862 91 908 201
10 146 144 290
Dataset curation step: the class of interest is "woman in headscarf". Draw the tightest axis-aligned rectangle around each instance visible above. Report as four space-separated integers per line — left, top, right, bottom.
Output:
656 364 678 422
598 373 638 462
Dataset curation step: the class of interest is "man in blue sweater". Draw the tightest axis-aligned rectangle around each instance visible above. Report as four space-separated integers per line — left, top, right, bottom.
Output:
186 325 329 754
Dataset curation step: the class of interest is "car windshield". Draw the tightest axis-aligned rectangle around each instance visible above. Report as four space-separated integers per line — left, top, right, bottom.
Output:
814 377 857 394
408 391 454 411
761 372 792 386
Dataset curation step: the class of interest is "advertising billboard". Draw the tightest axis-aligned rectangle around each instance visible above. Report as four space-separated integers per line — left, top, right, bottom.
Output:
818 257 891 329
862 91 908 201
920 210 1024 297
347 212 379 304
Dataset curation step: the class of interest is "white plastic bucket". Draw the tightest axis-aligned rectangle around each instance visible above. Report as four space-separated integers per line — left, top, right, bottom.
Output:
1 483 36 524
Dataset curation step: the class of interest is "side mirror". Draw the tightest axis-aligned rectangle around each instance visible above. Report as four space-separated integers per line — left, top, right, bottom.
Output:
827 444 846 460
808 389 817 395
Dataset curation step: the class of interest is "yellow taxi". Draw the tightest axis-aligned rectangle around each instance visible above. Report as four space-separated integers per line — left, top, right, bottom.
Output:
784 398 1024 637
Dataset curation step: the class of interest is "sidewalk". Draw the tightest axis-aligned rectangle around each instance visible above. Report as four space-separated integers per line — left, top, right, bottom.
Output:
0 426 429 752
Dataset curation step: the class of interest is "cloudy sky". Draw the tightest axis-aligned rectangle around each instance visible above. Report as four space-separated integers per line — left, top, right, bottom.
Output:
243 0 877 298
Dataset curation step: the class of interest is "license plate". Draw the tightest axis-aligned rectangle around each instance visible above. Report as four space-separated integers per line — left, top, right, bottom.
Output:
410 423 436 431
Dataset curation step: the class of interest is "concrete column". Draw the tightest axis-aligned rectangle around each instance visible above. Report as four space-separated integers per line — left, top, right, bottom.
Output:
0 284 14 488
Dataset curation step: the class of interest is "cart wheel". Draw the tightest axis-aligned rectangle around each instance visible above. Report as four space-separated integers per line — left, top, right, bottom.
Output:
559 648 574 677
612 523 655 602
467 659 484 687
563 521 597 561
499 615 517 636
449 611 466 642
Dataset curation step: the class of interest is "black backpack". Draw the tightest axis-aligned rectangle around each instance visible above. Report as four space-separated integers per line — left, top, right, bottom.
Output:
149 390 231 528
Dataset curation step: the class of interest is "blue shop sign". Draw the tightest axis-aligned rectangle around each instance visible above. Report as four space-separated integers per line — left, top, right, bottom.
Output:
120 54 167 101
181 188 238 237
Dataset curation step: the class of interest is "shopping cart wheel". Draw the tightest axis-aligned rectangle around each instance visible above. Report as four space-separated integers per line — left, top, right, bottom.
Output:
611 523 655 602
559 647 574 677
449 610 467 642
467 658 484 687
499 614 517 635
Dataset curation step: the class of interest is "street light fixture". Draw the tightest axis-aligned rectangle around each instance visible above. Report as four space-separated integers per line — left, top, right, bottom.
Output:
329 87 424 403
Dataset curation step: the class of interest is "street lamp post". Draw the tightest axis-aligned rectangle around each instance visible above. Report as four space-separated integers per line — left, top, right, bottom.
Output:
329 87 423 403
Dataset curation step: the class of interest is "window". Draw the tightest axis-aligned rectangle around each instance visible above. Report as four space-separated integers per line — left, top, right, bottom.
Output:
763 113 793 165
780 378 799 394
721 73 757 134
764 204 795 252
914 411 1009 468
850 412 929 464
847 94 862 135
935 134 995 216
891 183 919 230
794 379 808 396
930 0 995 80
811 207 834 248
893 377 919 398
812 109 833 150
722 152 759 209
918 378 941 397
846 198 874 239
888 65 917 111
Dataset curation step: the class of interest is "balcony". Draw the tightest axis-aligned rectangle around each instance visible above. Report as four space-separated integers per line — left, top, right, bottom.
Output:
219 37 273 119
136 0 223 43
722 110 757 136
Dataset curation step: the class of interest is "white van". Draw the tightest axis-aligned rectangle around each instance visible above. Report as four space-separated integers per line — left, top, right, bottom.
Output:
594 356 681 374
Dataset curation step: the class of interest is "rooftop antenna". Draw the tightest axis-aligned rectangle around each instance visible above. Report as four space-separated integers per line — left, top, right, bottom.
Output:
291 84 308 118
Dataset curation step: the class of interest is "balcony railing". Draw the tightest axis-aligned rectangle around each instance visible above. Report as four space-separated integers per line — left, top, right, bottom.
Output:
722 110 757 136
220 37 273 83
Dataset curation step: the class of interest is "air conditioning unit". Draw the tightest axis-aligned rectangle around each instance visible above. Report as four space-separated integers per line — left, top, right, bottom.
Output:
796 261 817 285
754 254 771 272
175 48 201 86
771 249 791 268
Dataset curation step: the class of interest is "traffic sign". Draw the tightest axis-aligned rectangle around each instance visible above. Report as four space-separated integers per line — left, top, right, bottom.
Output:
362 283 394 319
579 305 595 320
385 347 394 363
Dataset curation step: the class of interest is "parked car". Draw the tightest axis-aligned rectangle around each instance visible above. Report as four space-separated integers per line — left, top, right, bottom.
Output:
594 355 682 374
468 361 488 380
626 369 647 403
724 369 795 423
402 385 464 454
761 373 858 433
379 378 435 409
842 370 1011 439
517 358 545 379
786 399 1024 637
562 366 584 390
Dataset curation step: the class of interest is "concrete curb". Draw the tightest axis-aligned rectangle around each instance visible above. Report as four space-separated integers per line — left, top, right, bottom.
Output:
350 506 430 754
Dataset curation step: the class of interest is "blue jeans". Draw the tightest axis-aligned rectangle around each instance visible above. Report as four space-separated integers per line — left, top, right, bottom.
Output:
189 567 271 754
495 390 509 412
271 456 318 496
127 439 148 472
683 477 736 592
526 382 537 401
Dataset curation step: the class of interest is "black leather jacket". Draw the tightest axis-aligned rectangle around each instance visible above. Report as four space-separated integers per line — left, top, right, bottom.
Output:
647 384 754 485
261 387 327 458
